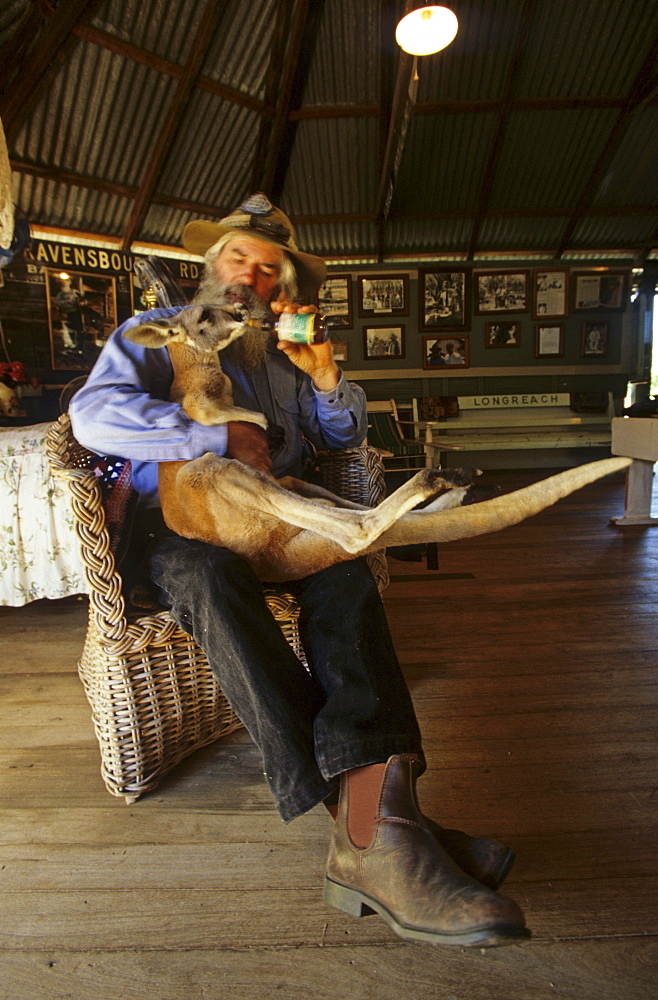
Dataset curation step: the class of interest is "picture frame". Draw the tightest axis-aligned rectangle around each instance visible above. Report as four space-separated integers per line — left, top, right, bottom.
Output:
422 335 470 370
475 270 529 314
419 268 470 331
330 339 349 362
358 274 408 317
316 273 353 329
485 321 521 348
533 268 568 319
572 271 629 312
363 325 405 359
534 323 564 358
45 267 118 371
581 321 608 357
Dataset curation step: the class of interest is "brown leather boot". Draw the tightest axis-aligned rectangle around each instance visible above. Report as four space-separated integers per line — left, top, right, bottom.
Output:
325 799 515 891
423 816 516 891
324 754 530 948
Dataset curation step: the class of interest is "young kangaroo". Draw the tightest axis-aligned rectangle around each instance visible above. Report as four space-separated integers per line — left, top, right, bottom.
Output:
125 286 630 582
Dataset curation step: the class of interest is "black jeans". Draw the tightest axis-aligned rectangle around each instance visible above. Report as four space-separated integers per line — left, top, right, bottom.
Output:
149 534 424 822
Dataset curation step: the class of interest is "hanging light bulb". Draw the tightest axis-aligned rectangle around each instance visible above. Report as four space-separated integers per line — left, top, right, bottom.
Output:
395 5 458 56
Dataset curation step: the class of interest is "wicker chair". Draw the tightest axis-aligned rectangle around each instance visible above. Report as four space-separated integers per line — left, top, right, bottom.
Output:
46 412 388 803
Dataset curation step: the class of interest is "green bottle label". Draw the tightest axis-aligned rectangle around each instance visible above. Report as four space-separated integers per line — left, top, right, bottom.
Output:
276 313 316 343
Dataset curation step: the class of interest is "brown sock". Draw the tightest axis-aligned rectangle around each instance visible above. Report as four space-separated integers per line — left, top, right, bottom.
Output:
345 762 387 848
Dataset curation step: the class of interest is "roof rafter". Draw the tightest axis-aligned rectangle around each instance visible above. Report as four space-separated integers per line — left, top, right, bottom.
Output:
466 0 537 260
267 0 327 204
375 0 397 261
250 0 296 194
555 28 658 257
120 0 222 251
252 0 315 199
289 95 658 120
74 22 265 114
13 154 654 244
0 0 103 147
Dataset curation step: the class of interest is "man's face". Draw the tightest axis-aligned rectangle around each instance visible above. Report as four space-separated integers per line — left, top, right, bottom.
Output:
213 235 284 304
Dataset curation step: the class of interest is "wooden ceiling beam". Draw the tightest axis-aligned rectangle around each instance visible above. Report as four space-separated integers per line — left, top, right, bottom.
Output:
10 158 137 200
555 29 658 258
28 0 55 17
0 0 103 147
252 0 314 199
374 0 420 263
0 5 47 91
466 0 536 260
266 0 327 204
120 0 222 251
74 23 265 114
249 0 296 194
13 156 654 229
289 94 658 120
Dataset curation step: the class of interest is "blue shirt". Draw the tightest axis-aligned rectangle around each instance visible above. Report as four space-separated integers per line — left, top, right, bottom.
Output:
70 307 368 506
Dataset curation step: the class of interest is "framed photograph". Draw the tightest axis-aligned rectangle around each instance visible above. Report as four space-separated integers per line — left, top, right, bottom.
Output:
485 321 520 348
419 268 470 331
45 267 118 371
475 271 529 314
534 323 564 358
358 274 408 317
533 268 568 319
330 339 349 362
316 274 353 329
581 321 608 357
572 271 629 311
422 335 470 369
363 325 405 359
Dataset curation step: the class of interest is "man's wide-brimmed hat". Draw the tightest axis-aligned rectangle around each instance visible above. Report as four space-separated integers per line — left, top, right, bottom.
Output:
182 193 326 293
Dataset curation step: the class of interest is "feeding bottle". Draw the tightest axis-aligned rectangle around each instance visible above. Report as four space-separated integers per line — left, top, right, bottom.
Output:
250 312 329 344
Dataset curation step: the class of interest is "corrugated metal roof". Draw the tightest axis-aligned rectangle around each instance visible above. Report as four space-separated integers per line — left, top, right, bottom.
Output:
393 112 499 213
303 0 382 106
92 0 200 66
417 0 523 102
282 116 380 216
515 0 658 97
489 109 619 210
1 0 656 261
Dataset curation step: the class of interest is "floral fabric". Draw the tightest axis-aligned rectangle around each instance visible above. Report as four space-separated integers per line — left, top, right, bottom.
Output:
0 422 87 605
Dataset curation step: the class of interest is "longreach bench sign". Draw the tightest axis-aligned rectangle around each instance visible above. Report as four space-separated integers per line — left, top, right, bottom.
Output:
461 394 569 409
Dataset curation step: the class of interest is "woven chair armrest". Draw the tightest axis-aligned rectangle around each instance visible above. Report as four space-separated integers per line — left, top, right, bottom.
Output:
315 445 386 508
46 414 130 642
315 446 388 591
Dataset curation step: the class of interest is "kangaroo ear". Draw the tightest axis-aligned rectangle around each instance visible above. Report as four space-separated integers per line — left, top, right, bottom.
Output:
123 320 186 348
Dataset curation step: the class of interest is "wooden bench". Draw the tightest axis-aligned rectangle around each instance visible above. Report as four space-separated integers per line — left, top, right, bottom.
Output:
415 392 615 462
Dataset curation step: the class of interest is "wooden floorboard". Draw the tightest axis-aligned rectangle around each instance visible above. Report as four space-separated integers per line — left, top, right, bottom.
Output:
0 466 657 998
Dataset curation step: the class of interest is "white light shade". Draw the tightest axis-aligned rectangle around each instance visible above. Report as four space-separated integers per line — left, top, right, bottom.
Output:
395 5 458 56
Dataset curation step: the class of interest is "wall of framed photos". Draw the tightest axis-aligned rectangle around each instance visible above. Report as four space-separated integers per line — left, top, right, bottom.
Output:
316 260 638 405
0 236 204 420
0 235 639 421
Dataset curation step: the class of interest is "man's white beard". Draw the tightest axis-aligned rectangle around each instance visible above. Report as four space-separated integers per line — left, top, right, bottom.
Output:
196 271 270 370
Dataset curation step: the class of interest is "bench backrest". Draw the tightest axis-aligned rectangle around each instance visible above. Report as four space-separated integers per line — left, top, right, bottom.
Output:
459 393 572 411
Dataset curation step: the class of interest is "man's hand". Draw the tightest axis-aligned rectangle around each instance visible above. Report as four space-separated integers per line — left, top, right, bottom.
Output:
271 296 340 392
226 421 272 475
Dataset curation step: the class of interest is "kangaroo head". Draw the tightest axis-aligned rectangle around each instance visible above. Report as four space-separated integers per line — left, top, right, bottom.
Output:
124 283 268 355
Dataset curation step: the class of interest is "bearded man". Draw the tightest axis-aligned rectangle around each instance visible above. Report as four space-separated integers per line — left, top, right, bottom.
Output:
70 194 529 949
